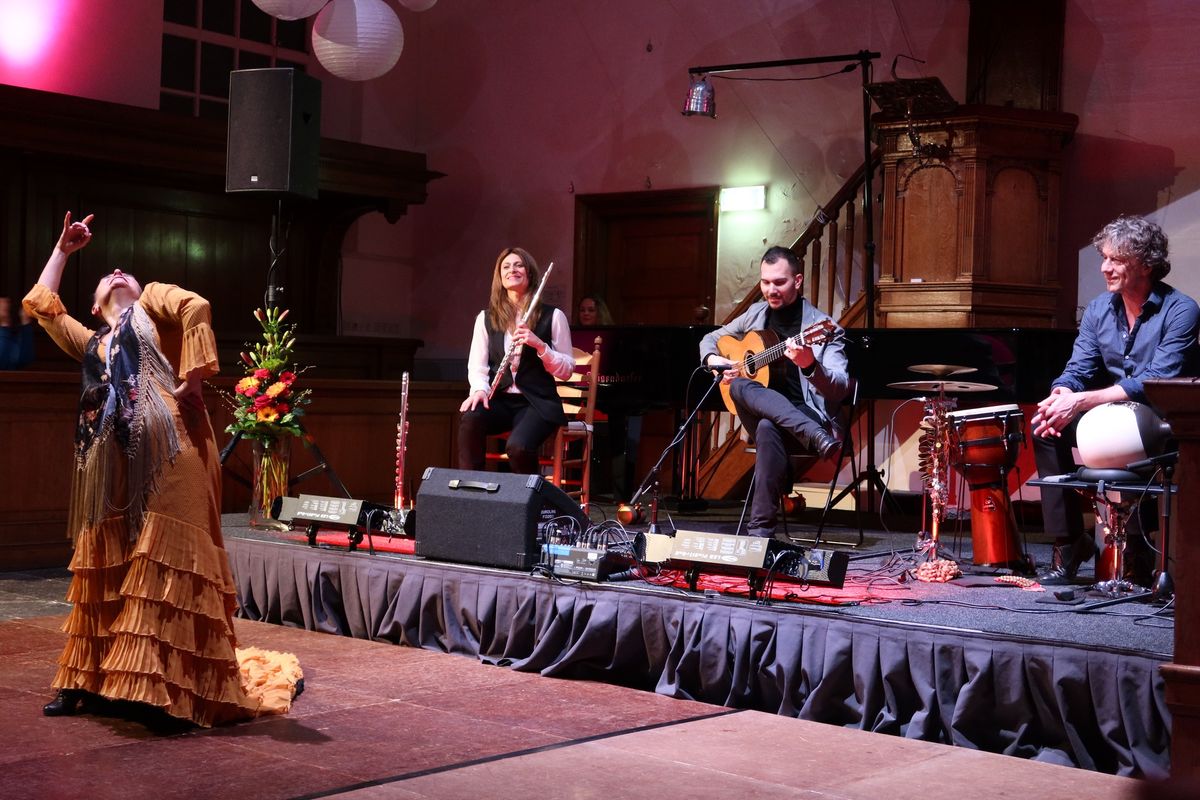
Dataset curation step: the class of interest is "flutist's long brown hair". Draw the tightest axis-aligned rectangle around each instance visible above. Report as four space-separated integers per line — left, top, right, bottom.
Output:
486 247 543 333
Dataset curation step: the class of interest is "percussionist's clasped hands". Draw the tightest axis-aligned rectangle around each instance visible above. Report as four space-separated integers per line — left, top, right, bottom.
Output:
1031 386 1083 438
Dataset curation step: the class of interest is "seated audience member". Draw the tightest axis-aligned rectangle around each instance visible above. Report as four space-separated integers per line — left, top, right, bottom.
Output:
576 294 614 326
0 296 35 369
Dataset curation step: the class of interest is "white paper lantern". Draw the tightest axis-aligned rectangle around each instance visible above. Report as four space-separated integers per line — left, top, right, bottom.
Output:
397 0 437 11
251 0 329 21
312 0 405 82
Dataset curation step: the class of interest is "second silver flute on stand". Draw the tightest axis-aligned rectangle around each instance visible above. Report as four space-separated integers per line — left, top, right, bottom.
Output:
487 261 555 398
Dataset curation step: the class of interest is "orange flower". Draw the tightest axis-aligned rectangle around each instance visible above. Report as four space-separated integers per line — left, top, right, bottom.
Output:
236 377 260 395
265 381 288 399
256 406 280 423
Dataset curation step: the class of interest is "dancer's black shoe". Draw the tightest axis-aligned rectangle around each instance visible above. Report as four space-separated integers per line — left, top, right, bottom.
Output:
43 689 86 717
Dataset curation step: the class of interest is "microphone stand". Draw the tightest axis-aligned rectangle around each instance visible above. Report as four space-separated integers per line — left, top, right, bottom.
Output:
627 369 725 536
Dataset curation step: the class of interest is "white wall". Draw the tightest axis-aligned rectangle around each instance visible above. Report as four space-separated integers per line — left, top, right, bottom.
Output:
357 0 972 364
0 0 163 107
1062 0 1200 314
6 0 1200 368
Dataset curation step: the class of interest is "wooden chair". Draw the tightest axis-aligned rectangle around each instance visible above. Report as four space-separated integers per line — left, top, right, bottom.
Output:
485 336 603 511
548 336 602 510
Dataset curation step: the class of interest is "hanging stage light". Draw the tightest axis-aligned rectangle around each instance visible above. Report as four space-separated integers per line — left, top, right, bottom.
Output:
681 74 715 118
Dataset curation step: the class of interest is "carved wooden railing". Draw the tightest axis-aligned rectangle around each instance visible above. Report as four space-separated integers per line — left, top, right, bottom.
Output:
695 152 881 498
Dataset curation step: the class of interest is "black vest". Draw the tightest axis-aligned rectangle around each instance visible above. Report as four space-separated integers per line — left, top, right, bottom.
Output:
485 305 567 425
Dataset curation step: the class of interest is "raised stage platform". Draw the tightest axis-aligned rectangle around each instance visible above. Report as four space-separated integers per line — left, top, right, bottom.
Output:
224 512 1174 779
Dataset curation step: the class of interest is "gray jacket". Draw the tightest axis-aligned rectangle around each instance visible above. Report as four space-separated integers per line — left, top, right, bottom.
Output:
699 299 852 429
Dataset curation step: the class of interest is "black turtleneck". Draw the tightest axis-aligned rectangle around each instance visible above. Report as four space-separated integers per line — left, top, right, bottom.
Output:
766 299 807 403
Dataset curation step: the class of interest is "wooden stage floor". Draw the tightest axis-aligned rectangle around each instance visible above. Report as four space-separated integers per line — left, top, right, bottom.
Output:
0 612 1144 800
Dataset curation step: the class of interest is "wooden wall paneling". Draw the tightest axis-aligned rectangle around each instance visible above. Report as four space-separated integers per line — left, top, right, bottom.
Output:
212 378 463 513
0 374 79 570
987 166 1042 284
1144 379 1200 778
0 372 463 570
958 155 984 282
899 164 958 284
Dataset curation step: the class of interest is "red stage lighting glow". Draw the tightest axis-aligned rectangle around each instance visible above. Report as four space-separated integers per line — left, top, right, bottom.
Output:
0 0 67 67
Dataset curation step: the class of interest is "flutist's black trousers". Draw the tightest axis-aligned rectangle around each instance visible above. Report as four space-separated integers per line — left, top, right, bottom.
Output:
458 392 560 476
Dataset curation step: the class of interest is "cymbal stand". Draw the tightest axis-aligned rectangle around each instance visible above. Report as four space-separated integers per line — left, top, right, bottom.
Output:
916 391 955 561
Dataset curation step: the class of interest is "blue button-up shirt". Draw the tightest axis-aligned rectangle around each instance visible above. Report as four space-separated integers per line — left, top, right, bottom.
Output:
1052 281 1200 404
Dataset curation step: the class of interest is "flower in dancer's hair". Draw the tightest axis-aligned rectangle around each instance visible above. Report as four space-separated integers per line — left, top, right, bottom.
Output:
224 307 310 443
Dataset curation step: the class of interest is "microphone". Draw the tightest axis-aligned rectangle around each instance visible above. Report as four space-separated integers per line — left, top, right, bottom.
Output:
706 363 734 372
219 430 243 464
1126 450 1179 472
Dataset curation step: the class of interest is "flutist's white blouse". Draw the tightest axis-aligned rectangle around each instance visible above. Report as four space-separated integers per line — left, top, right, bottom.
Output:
466 308 575 396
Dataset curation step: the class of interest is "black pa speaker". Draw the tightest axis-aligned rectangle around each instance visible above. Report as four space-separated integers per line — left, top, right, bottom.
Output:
415 468 587 570
226 68 321 199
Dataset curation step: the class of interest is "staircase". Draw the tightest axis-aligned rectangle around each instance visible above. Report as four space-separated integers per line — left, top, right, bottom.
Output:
695 153 881 499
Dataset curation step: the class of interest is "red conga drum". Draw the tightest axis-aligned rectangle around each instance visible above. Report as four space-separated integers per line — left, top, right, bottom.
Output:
946 404 1026 567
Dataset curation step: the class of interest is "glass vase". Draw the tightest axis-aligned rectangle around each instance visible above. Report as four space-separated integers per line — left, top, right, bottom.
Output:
249 437 291 531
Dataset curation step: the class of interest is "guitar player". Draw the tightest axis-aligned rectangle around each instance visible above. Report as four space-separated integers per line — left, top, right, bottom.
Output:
700 246 851 539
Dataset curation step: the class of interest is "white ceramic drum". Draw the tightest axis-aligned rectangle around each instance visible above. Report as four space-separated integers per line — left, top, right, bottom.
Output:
1076 402 1170 470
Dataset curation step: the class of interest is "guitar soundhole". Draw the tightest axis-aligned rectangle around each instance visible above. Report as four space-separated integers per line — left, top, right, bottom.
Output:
745 352 757 376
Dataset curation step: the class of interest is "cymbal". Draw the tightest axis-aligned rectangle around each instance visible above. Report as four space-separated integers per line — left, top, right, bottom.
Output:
886 379 998 393
907 363 977 377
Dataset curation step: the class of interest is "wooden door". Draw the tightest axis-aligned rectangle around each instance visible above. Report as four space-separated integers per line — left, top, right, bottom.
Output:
573 187 718 324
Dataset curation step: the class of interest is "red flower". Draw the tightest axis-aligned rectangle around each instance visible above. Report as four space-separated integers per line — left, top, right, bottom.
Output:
254 368 272 380
253 394 273 410
280 371 296 385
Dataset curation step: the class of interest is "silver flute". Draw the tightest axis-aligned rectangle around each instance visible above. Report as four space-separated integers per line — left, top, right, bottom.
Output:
487 261 555 399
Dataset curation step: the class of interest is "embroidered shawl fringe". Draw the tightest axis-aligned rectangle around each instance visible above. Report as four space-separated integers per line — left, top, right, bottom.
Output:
70 304 182 542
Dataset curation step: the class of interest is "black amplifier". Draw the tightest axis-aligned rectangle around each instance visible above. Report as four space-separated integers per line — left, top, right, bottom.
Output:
772 547 849 588
540 543 613 581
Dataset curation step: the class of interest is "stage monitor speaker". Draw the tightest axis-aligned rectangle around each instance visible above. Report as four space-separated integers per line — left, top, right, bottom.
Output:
226 68 321 199
415 468 587 571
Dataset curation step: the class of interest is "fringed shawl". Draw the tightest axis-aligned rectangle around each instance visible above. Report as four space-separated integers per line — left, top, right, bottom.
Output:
69 302 182 541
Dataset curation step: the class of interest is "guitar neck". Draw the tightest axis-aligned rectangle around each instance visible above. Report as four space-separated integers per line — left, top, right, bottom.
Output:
742 322 831 369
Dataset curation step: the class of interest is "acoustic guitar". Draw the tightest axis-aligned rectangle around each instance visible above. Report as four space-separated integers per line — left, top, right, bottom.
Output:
714 318 837 415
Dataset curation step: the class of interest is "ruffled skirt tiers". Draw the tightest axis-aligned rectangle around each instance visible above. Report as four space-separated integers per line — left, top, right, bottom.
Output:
52 512 301 727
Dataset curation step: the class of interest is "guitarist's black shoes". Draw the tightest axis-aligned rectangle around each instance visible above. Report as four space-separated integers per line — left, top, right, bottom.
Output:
813 431 841 461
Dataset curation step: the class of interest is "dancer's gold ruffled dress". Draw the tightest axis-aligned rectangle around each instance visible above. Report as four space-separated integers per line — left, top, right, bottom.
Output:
25 283 301 727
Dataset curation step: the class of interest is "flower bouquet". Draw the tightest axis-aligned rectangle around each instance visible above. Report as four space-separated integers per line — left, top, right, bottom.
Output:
227 307 311 529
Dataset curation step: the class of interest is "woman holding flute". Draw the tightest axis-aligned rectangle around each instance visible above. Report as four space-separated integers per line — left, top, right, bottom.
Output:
457 247 575 474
